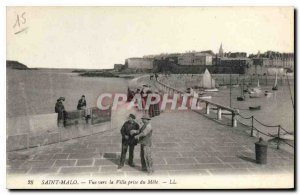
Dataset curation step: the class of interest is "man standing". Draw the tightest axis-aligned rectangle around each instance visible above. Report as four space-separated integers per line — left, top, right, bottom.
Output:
55 97 66 126
133 115 154 174
77 95 87 110
118 114 140 169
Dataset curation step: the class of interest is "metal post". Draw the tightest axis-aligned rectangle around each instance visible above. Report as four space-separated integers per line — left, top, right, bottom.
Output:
277 125 281 149
251 116 254 137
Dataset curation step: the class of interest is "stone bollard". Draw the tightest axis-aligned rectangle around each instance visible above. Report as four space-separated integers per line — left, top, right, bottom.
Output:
255 137 268 164
232 109 239 127
206 103 210 115
217 108 222 120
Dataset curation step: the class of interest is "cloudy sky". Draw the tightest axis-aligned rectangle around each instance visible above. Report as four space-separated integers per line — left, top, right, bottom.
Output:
7 7 294 69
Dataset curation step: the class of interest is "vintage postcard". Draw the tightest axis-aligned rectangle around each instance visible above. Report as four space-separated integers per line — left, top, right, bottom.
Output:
6 6 294 189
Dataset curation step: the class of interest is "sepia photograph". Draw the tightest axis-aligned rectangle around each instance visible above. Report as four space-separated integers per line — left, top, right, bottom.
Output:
6 6 294 189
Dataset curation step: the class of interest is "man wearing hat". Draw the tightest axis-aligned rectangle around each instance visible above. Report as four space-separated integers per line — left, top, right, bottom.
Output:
55 97 66 126
132 115 154 174
118 114 140 169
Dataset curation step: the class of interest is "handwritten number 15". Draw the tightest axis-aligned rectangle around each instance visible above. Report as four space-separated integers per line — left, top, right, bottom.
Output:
13 12 26 28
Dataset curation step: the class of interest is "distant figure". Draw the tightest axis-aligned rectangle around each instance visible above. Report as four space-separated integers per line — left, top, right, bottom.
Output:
135 88 141 94
153 90 161 116
118 114 140 169
77 95 87 110
127 87 134 102
155 73 158 81
55 97 67 126
148 91 155 117
133 115 154 174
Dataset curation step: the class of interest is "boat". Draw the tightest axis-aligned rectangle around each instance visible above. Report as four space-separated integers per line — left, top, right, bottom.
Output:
237 96 245 101
272 73 278 91
201 69 219 92
249 106 261 110
264 90 273 97
249 79 262 98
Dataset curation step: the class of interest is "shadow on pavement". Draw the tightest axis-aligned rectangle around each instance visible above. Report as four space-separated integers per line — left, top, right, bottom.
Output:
104 153 142 172
237 155 256 164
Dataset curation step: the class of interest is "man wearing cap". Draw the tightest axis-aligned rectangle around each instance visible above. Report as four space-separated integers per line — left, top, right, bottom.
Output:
118 114 140 169
77 95 87 110
132 115 154 174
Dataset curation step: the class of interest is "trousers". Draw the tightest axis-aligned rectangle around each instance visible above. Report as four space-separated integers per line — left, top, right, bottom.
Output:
140 145 153 173
119 141 135 166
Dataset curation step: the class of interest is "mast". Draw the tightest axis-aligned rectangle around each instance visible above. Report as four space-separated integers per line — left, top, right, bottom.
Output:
274 72 278 87
242 76 245 96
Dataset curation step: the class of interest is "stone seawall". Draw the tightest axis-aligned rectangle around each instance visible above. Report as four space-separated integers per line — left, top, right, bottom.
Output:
6 75 149 152
158 74 294 91
7 112 112 151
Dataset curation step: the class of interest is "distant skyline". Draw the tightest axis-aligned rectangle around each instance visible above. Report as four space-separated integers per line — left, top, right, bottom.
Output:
7 7 294 69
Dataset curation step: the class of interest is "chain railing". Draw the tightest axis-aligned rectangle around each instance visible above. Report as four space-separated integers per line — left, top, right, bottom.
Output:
156 76 294 150
237 113 294 149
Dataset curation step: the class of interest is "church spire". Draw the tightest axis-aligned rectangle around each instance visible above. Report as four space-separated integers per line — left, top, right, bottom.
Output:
219 43 224 58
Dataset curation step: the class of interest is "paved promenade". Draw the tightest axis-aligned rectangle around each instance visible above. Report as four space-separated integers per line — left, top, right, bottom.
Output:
7 110 294 177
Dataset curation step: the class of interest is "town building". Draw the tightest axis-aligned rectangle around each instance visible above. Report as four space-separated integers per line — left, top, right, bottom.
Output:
114 64 125 71
248 51 294 75
224 52 247 58
178 52 213 66
126 57 154 69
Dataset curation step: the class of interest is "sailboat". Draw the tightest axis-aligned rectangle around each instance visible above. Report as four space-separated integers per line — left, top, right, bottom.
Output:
272 73 278 91
249 78 262 98
201 69 219 92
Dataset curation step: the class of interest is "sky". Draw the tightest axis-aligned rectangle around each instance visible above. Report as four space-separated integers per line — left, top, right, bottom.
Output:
6 7 294 69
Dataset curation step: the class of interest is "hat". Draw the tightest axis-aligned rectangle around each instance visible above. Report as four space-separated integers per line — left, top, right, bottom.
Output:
58 97 65 101
141 115 151 120
129 114 136 119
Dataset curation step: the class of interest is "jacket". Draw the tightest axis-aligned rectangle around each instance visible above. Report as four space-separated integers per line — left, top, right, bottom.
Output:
120 120 140 145
138 122 153 147
77 99 87 110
